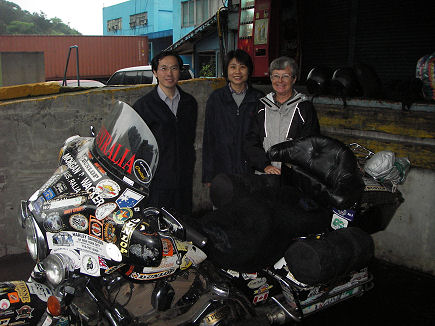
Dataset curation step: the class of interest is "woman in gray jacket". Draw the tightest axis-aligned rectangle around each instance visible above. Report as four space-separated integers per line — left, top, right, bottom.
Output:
245 56 320 175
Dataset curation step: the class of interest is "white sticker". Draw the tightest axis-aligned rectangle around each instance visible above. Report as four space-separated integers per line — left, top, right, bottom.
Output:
95 202 117 221
331 214 349 230
123 176 134 186
225 270 240 278
96 179 120 199
273 257 286 270
78 154 102 182
47 232 109 259
43 196 86 210
80 252 100 277
27 282 53 302
242 273 258 280
0 299 10 310
247 277 267 289
183 244 207 266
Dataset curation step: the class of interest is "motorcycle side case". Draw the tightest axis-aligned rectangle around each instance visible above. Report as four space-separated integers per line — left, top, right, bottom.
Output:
271 266 373 320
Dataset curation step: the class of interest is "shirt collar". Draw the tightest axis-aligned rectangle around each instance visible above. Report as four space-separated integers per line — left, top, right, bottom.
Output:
228 83 248 95
157 85 180 101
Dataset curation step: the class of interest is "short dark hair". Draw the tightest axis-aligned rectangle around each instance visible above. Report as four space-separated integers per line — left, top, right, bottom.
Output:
151 50 184 73
223 49 254 80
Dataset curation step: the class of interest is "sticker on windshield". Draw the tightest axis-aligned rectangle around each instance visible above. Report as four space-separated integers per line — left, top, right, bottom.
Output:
95 202 117 221
116 189 144 208
133 159 152 184
96 179 120 199
78 153 102 182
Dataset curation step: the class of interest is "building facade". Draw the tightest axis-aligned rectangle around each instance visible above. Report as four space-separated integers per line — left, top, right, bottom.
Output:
171 0 230 76
103 0 173 61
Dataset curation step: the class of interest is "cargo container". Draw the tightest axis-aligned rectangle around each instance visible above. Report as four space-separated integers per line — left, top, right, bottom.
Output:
0 35 148 81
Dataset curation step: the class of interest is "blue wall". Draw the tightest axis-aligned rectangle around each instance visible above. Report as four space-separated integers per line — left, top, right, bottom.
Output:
103 0 173 36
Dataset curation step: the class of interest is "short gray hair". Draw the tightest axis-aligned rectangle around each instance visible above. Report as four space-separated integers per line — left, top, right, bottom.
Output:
269 56 298 76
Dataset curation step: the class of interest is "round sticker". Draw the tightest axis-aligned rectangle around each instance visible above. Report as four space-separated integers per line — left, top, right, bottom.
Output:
81 254 99 276
112 208 133 224
43 212 63 232
96 179 120 199
69 214 88 232
0 298 10 310
133 159 153 184
95 202 117 220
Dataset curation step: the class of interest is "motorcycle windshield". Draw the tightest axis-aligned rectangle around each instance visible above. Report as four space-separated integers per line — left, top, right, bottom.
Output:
93 101 159 196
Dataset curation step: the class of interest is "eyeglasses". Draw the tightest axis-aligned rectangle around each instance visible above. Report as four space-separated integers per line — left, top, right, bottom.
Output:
158 65 180 72
270 74 295 81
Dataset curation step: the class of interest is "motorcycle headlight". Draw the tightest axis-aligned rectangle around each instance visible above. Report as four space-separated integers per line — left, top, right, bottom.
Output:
42 253 72 286
24 216 48 262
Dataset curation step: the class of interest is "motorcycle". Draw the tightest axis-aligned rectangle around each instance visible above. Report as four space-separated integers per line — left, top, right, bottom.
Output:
0 101 403 325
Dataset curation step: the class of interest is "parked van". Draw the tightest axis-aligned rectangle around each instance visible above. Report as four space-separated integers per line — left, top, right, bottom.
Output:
106 64 194 85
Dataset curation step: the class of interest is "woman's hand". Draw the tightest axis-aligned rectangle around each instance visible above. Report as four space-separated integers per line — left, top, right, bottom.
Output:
264 165 281 175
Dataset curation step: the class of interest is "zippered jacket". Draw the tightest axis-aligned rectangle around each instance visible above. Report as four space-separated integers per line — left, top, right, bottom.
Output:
245 91 320 172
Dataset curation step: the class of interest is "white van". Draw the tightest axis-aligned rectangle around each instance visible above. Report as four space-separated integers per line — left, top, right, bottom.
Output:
106 64 194 85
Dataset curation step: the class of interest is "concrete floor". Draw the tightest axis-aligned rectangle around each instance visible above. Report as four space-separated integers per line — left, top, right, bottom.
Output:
1 253 434 325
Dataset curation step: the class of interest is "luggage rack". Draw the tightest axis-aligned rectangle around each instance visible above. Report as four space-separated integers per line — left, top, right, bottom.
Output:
348 143 374 166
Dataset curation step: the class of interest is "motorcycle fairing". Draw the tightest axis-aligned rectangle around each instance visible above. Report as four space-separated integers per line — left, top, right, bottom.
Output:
25 102 171 276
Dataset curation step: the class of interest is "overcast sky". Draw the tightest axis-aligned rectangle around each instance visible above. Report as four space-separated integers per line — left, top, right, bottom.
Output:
12 0 126 35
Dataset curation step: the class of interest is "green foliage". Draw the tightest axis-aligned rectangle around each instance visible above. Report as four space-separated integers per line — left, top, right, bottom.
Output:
0 0 81 35
200 63 216 77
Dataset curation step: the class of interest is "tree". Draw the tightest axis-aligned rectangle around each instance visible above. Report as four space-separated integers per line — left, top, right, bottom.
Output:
7 20 34 34
0 0 81 35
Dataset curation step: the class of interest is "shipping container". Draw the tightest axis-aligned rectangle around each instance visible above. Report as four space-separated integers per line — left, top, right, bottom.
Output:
0 35 148 81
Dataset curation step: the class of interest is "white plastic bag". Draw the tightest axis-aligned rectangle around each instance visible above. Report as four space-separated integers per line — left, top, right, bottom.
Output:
364 151 410 186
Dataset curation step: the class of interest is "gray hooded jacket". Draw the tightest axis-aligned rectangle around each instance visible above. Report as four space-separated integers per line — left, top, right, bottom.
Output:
245 90 320 172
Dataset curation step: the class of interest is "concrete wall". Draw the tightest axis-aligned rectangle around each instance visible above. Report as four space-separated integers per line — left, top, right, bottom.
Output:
0 79 434 276
0 52 45 86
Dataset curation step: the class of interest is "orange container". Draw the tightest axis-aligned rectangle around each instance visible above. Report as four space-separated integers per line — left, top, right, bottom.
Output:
0 35 149 80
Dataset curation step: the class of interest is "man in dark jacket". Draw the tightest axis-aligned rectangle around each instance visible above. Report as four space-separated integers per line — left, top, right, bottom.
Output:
133 51 197 214
202 49 264 185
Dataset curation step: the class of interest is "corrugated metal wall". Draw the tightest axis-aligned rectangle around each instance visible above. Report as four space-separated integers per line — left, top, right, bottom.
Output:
0 35 149 80
299 0 435 84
